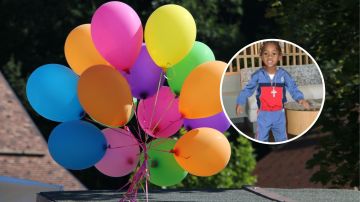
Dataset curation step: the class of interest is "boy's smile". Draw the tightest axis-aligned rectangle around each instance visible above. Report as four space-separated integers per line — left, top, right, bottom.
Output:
261 43 281 69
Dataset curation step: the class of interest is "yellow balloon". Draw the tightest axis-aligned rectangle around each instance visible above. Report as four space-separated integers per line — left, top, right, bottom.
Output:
145 4 196 69
179 61 227 119
64 24 111 75
174 127 231 176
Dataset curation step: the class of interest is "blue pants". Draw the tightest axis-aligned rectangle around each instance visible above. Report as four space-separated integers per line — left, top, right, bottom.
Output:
256 109 287 142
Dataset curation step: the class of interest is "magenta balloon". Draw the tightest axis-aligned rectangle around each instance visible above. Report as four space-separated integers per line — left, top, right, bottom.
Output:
91 1 143 71
95 128 140 177
121 44 165 99
137 86 183 138
183 111 230 132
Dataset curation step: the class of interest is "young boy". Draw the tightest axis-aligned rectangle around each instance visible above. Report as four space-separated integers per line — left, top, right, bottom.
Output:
236 41 310 142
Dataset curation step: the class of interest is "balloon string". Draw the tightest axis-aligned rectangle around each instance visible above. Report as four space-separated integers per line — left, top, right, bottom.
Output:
150 96 176 135
164 64 177 82
117 181 130 192
181 155 191 160
149 138 172 148
131 99 145 144
108 128 142 145
128 124 144 147
150 148 190 159
145 155 149 202
120 143 148 202
152 117 183 138
150 148 173 154
148 71 164 128
114 99 150 202
147 139 190 159
109 128 132 137
107 143 140 150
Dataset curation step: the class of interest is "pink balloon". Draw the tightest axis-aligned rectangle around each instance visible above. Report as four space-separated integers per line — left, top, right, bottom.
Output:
91 1 143 71
137 86 183 138
95 128 140 177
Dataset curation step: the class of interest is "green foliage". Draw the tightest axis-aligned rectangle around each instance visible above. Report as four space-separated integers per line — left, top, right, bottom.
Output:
2 56 26 102
170 130 256 189
265 0 359 188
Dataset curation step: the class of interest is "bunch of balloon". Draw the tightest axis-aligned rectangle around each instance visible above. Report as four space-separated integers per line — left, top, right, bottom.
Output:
25 1 231 200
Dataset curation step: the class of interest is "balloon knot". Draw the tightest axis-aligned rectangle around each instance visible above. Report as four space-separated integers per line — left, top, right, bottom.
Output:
139 92 148 99
153 126 160 134
170 149 179 156
185 126 192 131
79 111 86 118
123 68 131 74
151 160 158 168
127 157 134 165
117 121 125 126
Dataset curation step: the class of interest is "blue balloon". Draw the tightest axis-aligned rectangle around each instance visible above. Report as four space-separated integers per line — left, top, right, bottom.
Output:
48 120 107 170
26 64 84 122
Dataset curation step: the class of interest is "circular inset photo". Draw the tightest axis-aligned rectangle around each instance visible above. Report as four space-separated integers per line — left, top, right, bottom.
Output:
221 39 325 144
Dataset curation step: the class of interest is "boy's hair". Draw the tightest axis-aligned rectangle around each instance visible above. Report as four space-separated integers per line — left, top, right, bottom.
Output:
259 41 282 56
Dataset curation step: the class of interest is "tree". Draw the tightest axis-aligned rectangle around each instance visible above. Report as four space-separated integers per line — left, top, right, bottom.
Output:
265 0 359 187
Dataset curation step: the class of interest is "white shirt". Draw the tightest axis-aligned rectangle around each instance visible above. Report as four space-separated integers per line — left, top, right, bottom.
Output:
269 73 275 80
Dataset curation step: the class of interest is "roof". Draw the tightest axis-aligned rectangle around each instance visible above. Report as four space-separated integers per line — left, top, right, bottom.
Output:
0 72 84 190
253 133 329 188
37 188 360 202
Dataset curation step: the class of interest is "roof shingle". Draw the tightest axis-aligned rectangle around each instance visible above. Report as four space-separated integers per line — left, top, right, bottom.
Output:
0 72 84 190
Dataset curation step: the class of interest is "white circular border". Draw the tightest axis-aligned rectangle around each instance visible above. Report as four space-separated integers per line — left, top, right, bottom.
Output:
220 39 326 145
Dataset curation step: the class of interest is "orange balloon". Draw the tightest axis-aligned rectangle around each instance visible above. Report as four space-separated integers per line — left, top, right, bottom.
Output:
64 24 111 75
179 61 227 119
173 127 231 176
78 65 133 127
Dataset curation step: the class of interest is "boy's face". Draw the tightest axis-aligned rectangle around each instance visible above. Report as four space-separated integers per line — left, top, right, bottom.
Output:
261 43 282 68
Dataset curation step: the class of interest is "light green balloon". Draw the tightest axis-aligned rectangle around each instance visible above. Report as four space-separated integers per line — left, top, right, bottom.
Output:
129 97 138 122
146 138 187 187
166 41 215 95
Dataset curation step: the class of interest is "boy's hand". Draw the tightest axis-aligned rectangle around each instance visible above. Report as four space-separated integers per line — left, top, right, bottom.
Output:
236 104 243 116
298 99 310 110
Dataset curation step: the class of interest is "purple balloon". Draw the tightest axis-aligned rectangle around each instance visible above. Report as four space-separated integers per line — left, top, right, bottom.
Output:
183 111 230 132
121 44 165 99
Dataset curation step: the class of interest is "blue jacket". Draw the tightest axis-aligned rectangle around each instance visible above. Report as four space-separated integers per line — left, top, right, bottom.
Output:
236 67 304 111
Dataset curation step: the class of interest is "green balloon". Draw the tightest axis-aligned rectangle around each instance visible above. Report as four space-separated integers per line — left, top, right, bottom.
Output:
166 41 215 95
146 138 187 187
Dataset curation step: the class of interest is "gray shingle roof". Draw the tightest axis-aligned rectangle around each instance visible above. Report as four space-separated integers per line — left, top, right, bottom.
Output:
0 72 84 190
